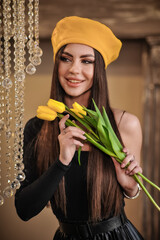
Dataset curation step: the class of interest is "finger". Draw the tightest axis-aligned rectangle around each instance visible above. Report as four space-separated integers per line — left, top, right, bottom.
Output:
71 139 84 147
64 126 86 140
65 126 85 135
123 148 129 154
121 154 135 168
128 166 142 176
65 130 86 141
125 161 137 174
59 114 69 132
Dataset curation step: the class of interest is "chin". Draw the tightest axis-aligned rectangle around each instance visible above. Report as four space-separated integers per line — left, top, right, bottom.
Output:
65 89 84 97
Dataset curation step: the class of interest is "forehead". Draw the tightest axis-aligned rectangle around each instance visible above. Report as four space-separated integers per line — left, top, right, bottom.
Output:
63 43 94 56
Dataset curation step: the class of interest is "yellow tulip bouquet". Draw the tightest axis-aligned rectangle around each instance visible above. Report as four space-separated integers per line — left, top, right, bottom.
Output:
37 99 160 211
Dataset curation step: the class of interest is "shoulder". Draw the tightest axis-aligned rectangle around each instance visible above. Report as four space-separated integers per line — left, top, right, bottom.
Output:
24 117 44 143
25 116 44 131
112 109 142 161
112 108 142 139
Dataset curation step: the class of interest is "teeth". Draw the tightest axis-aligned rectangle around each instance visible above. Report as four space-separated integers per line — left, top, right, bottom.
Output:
68 80 80 83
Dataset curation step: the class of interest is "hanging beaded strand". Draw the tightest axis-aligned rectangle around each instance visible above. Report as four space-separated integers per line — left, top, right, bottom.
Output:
2 0 14 200
0 2 5 206
26 0 43 74
0 0 42 206
12 0 25 191
26 0 36 74
32 0 43 65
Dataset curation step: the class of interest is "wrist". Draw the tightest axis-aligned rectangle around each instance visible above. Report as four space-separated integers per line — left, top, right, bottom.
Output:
59 154 71 166
123 184 141 199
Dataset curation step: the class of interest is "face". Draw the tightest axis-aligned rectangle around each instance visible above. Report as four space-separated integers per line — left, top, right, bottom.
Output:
58 43 95 98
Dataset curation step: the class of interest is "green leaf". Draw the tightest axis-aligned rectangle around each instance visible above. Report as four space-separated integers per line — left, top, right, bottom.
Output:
108 130 125 160
92 99 105 125
102 107 122 150
82 115 97 129
102 125 117 153
82 107 98 121
97 117 112 151
102 107 125 160
87 132 100 142
85 132 117 158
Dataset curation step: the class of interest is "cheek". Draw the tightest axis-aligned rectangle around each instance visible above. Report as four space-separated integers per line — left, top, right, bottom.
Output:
84 67 94 83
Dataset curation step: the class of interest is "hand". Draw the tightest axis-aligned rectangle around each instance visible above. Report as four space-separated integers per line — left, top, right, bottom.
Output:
58 114 86 165
112 148 142 196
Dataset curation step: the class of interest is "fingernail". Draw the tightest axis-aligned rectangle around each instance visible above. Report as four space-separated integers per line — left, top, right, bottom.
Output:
121 163 125 168
125 170 129 174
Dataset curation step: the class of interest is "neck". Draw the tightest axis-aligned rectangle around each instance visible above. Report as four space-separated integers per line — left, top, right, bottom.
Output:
64 89 91 108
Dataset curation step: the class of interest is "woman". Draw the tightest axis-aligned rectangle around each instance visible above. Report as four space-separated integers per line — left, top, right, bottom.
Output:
15 16 144 239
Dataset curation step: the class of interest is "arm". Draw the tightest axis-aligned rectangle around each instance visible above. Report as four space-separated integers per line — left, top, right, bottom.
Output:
15 117 71 221
15 159 70 221
113 112 143 197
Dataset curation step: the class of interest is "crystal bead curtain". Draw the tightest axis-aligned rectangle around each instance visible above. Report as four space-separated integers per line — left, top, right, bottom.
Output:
0 0 43 206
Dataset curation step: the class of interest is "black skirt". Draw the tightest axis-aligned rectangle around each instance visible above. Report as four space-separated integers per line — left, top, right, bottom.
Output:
53 219 144 240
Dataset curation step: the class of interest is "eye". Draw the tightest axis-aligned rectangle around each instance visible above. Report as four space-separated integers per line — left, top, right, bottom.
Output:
81 59 95 64
60 56 71 62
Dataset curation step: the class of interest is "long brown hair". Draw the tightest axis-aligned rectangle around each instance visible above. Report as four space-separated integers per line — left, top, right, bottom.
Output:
35 46 123 221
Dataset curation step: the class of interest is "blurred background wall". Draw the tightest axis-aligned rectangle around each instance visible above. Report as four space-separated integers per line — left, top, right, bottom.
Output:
0 0 160 239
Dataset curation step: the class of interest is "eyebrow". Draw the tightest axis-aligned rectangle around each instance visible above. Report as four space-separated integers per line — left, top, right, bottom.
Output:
62 51 95 58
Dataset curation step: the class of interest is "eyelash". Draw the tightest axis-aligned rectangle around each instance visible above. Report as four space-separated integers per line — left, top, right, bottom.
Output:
60 56 95 64
82 60 95 64
60 56 70 62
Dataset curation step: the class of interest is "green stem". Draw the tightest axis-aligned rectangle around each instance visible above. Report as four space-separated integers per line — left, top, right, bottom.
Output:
133 174 160 211
65 106 99 140
78 146 82 166
137 172 160 191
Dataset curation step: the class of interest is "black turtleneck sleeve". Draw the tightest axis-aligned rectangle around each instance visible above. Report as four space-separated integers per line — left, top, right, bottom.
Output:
15 117 70 221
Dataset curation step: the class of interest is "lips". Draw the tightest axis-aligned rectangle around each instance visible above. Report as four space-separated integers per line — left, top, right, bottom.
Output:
66 78 84 87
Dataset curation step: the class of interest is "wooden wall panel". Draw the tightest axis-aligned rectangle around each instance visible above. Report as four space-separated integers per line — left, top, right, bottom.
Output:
142 36 160 240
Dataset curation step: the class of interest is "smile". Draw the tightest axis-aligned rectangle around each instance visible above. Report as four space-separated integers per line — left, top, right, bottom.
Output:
68 79 82 83
66 77 84 82
66 78 84 87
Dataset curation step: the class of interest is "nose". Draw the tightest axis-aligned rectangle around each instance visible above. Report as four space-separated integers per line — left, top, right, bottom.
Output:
69 60 81 74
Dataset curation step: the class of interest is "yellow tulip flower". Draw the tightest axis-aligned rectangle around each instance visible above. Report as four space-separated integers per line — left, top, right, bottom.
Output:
72 102 86 118
37 106 57 121
47 99 65 113
70 108 84 118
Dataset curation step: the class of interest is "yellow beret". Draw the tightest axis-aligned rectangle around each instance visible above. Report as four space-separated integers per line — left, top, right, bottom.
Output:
51 16 122 68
